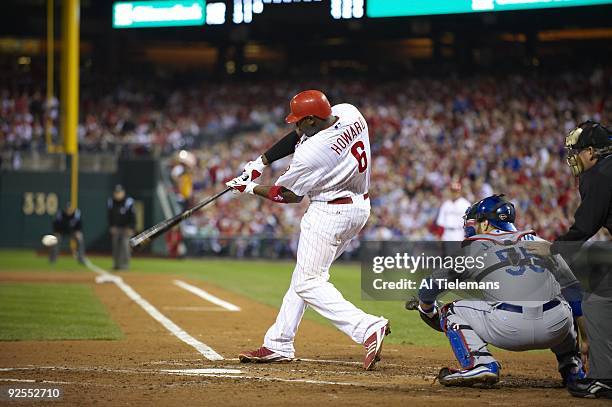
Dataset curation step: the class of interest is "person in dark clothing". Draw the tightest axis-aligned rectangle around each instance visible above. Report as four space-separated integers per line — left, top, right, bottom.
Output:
50 202 85 264
528 121 612 399
108 184 136 270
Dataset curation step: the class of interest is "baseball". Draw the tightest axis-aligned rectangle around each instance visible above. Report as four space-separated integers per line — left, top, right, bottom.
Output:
41 234 58 247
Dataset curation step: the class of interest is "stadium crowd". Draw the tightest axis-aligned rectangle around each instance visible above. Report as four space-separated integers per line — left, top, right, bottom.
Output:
2 68 611 253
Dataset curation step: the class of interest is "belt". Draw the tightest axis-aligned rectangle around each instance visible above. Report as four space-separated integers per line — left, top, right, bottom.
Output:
496 300 560 313
328 193 369 205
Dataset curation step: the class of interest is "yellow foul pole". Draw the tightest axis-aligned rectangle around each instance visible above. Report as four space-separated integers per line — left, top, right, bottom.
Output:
61 0 80 208
46 0 55 153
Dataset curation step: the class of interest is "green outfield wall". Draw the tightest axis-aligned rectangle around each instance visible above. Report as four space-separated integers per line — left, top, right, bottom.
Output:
0 157 166 253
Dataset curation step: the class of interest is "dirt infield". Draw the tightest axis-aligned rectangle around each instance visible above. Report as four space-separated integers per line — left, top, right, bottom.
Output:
0 269 606 406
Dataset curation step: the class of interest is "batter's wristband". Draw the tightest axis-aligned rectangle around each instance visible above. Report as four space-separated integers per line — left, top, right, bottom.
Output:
263 131 300 163
266 185 289 203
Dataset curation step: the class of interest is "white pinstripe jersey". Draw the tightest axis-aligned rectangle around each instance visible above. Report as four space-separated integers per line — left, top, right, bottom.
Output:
275 103 371 202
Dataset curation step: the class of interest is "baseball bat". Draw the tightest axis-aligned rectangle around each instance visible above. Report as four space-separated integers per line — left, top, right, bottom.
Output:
129 187 232 248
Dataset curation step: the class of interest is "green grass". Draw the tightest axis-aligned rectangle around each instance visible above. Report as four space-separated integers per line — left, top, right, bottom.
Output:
0 282 123 341
0 249 443 346
0 250 88 273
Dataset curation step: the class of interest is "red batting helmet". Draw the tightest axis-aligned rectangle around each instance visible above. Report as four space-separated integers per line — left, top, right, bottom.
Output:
285 90 332 124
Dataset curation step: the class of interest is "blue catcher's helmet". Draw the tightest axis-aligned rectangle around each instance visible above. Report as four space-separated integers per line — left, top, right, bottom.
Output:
463 194 517 238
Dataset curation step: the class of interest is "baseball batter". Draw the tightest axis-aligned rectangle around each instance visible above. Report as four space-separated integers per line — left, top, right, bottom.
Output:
226 90 389 370
412 195 587 387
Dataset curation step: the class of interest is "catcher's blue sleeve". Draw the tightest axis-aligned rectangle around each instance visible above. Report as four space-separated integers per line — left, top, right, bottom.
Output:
561 282 583 317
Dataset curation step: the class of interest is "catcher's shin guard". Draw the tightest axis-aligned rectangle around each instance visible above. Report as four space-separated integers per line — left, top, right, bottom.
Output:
557 352 586 386
440 303 496 369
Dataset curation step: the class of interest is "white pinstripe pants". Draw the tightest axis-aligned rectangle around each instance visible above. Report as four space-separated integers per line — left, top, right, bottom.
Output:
263 198 387 358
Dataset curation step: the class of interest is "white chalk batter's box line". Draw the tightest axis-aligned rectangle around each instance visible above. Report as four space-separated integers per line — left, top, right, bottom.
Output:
0 378 70 384
228 357 405 368
145 358 407 370
85 259 226 361
173 280 241 311
148 358 365 365
0 367 398 389
161 306 237 312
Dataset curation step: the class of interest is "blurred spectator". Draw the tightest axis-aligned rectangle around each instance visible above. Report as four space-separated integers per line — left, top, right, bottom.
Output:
108 184 135 270
436 182 471 241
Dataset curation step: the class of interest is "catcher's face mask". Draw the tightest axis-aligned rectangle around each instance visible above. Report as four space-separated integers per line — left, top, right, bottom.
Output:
463 203 479 238
565 127 586 176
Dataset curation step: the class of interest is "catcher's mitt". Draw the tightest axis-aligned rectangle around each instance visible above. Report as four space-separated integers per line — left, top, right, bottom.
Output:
405 297 443 332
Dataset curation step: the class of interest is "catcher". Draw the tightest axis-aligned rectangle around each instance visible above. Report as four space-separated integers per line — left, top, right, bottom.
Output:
406 194 587 387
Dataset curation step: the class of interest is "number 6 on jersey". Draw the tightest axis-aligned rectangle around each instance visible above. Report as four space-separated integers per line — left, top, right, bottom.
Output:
351 141 368 173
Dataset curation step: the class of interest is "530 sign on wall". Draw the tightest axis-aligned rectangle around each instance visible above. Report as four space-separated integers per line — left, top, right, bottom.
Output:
22 192 59 216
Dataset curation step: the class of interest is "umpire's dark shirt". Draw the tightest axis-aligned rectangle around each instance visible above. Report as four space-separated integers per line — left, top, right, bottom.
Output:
551 154 612 264
108 197 136 229
53 209 82 234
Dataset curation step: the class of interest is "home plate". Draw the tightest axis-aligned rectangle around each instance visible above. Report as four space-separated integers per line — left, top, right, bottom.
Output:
161 369 243 375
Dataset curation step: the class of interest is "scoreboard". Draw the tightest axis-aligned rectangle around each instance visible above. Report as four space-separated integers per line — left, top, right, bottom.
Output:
112 0 365 27
112 0 612 28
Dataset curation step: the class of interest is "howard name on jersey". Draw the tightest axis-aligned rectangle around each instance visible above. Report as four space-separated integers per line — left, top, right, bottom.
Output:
276 103 371 202
330 115 367 156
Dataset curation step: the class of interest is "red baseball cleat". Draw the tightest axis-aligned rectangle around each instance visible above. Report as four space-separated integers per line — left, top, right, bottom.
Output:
238 346 293 363
363 323 390 370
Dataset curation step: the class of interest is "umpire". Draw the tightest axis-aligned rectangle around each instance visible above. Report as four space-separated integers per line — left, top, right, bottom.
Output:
529 121 612 399
108 184 136 270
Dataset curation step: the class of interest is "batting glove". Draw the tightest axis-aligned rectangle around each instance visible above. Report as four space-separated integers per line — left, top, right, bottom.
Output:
226 174 257 194
241 156 266 183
